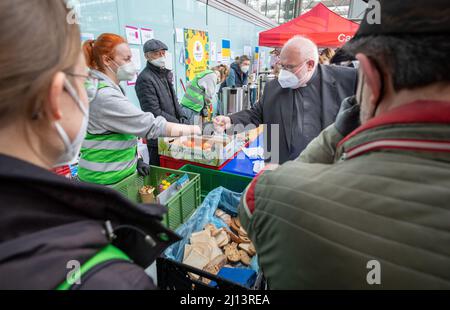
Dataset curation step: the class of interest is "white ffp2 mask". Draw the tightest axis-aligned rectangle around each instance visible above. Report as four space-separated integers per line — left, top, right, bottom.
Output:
107 60 137 82
278 69 300 89
151 56 166 68
241 65 250 74
116 61 137 81
278 61 313 89
54 79 89 167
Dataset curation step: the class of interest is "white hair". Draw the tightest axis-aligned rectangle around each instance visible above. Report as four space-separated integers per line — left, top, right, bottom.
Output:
283 35 319 67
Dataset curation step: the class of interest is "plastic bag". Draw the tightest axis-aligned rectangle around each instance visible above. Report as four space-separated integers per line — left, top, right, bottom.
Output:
165 187 241 261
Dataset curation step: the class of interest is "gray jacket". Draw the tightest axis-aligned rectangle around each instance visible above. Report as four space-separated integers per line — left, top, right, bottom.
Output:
88 70 167 139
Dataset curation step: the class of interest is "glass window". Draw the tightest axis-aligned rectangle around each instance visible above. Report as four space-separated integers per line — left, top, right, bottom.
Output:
265 0 280 22
301 0 351 18
247 0 266 13
279 0 294 23
245 0 306 24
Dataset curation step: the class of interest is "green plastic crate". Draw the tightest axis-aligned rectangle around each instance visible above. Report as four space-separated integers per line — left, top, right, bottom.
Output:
179 165 253 200
111 166 201 230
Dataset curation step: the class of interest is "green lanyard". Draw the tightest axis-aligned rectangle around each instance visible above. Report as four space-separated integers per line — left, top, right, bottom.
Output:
56 244 131 290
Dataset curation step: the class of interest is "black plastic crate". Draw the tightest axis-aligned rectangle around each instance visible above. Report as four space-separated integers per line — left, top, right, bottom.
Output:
157 257 267 290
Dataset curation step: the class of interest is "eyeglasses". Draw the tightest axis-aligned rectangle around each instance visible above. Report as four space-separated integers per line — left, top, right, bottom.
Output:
280 63 302 72
65 70 99 103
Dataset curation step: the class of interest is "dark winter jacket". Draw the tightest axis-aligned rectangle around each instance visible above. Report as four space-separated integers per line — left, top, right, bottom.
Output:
135 62 185 147
0 155 180 290
229 64 357 164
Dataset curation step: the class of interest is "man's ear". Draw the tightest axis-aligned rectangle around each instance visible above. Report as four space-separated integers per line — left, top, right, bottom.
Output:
356 53 382 106
307 59 315 70
46 72 66 121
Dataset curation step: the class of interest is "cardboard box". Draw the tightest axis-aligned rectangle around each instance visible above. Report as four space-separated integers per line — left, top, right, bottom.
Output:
158 135 247 167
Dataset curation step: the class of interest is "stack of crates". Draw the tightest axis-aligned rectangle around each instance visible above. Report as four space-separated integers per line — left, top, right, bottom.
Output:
111 166 201 230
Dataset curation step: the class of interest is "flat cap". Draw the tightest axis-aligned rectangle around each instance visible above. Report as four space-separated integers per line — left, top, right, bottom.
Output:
143 39 168 53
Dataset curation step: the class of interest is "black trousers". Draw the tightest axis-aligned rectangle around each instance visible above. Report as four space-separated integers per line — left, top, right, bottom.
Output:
147 144 160 167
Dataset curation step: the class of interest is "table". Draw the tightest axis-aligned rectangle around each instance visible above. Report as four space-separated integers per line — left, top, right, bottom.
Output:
220 133 264 178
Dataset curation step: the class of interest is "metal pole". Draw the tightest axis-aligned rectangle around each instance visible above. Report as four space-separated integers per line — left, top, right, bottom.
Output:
294 0 303 17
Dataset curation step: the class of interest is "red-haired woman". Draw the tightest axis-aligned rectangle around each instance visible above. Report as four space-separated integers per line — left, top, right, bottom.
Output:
79 34 200 185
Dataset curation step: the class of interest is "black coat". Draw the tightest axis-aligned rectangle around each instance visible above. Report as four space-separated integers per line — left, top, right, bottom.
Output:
229 64 357 164
0 155 180 290
135 63 185 146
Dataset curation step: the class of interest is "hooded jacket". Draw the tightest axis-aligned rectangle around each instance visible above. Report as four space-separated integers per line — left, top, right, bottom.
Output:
0 155 180 290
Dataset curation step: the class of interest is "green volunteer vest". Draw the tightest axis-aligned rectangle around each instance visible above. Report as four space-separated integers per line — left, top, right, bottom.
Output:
78 82 138 185
56 244 131 290
181 70 214 113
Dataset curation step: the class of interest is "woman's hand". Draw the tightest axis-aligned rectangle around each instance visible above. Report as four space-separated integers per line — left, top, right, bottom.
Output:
165 123 201 137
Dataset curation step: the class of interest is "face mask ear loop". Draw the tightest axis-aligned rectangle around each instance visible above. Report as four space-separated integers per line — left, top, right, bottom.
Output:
106 58 119 77
294 60 308 75
370 58 385 116
63 79 88 116
55 79 87 154
358 73 365 107
54 122 72 152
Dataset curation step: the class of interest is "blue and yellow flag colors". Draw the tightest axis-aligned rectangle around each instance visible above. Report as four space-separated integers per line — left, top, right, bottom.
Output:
222 39 231 58
254 46 259 60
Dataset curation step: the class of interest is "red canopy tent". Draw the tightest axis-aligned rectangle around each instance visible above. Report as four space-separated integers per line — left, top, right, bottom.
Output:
259 3 360 48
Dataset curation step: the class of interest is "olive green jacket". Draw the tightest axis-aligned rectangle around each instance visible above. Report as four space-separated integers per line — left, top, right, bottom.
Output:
239 100 450 289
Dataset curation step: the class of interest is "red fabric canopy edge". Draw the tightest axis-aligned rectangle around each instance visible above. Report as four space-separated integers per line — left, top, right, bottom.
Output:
259 3 360 48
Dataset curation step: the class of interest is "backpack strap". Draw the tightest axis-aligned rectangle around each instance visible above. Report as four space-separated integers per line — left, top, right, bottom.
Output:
56 244 131 290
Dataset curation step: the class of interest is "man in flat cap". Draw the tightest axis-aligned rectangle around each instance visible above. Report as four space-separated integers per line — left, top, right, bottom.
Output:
239 0 450 289
136 39 186 166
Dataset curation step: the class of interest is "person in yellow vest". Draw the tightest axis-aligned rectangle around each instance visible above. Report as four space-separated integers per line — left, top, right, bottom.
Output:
181 65 229 125
79 33 201 185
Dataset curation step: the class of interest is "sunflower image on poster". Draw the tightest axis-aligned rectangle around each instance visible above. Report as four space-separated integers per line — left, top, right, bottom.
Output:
184 29 210 81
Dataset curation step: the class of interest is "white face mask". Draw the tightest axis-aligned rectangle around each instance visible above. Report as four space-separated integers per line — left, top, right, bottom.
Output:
278 61 312 89
151 56 166 68
54 79 89 167
107 60 137 81
116 61 137 81
240 65 250 74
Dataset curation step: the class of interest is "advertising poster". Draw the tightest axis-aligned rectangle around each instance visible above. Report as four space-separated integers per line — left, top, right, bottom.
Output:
125 25 141 45
184 29 210 81
140 28 154 44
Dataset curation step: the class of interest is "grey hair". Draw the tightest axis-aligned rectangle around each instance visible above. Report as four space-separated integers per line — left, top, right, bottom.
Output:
283 35 319 66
